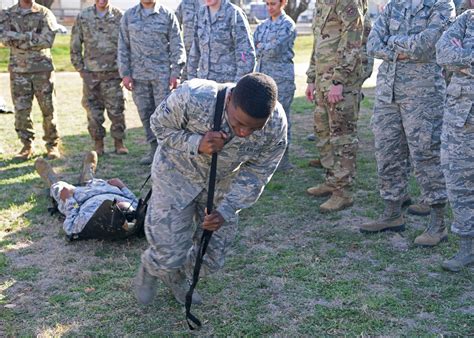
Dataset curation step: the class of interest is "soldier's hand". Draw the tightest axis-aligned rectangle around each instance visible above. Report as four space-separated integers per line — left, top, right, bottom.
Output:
122 76 134 91
305 83 315 103
202 209 225 231
198 131 228 155
397 53 409 61
327 84 343 104
108 178 125 189
59 187 74 201
169 77 179 90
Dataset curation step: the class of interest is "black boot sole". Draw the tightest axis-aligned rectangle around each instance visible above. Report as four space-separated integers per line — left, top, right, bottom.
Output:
359 223 406 234
407 209 430 216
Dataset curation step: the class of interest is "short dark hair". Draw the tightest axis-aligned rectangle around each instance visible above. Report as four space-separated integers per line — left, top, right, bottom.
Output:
232 73 278 119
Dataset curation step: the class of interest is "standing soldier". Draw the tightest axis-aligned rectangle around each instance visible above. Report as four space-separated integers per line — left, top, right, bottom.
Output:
304 0 366 212
118 0 185 165
359 0 455 247
253 0 296 171
175 0 202 80
1 0 61 160
187 0 256 83
70 0 128 156
436 8 474 271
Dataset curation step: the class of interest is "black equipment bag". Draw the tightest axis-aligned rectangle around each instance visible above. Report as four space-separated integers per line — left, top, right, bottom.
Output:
66 177 152 241
185 86 227 330
67 199 141 241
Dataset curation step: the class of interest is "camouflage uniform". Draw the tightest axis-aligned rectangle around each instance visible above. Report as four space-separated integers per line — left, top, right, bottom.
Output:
367 0 455 205
118 4 185 145
70 5 126 142
142 79 287 278
187 0 256 83
51 179 138 236
306 0 366 191
358 11 374 89
254 10 296 144
175 0 202 80
436 10 474 238
1 2 60 149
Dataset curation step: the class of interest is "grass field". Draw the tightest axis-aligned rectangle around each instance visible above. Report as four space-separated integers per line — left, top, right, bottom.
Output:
0 34 314 73
0 37 473 336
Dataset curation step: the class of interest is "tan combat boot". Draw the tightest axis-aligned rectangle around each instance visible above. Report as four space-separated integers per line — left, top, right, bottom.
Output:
79 150 98 185
114 138 129 155
407 203 430 216
441 237 474 272
308 158 322 168
414 204 448 247
134 263 158 305
359 200 405 233
46 145 61 160
14 143 34 161
320 189 353 213
34 158 58 187
94 139 104 156
307 183 334 197
158 269 202 305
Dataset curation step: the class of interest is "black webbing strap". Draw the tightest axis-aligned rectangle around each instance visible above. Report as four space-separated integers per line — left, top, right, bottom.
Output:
185 86 227 330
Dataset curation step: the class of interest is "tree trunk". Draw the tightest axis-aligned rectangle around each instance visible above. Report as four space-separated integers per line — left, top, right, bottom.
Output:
286 0 311 22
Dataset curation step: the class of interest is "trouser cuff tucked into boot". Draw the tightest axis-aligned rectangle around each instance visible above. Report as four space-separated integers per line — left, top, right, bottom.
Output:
414 203 447 247
441 236 474 272
359 199 404 233
157 269 202 305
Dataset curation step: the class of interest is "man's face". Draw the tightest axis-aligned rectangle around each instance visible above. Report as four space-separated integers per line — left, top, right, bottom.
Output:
226 96 268 138
95 0 109 11
205 0 220 7
470 0 474 9
140 0 155 6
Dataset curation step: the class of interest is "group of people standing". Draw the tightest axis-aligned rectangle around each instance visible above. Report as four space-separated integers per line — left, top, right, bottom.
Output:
1 0 473 309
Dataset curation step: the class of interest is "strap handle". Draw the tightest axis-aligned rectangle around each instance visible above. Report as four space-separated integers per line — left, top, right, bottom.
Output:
185 86 227 330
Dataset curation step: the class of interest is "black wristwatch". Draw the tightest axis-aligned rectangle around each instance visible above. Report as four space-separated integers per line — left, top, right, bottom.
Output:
332 80 343 86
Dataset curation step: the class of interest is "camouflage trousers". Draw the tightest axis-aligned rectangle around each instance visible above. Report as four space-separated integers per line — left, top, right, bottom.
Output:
276 80 295 145
10 71 60 147
132 77 170 144
372 97 447 205
50 181 76 215
142 189 237 279
81 74 126 141
441 112 474 238
313 88 360 190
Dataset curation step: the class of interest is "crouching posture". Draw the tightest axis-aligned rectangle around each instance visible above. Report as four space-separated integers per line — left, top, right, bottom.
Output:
436 8 474 272
135 73 287 306
35 151 140 240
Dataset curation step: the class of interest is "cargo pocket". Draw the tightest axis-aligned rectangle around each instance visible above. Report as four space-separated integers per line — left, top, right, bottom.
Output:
446 84 472 128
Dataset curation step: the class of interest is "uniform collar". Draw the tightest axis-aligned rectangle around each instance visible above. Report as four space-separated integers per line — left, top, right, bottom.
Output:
410 0 436 14
208 0 228 23
271 10 286 23
93 5 112 18
139 3 161 15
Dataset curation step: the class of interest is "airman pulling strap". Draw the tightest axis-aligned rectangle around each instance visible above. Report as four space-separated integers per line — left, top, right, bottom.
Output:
185 86 227 330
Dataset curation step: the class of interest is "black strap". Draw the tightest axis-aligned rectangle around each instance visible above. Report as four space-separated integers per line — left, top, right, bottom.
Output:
185 86 227 330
